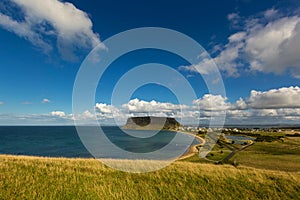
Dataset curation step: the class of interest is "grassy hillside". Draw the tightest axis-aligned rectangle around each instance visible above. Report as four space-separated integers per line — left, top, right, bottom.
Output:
1 155 299 199
231 137 300 172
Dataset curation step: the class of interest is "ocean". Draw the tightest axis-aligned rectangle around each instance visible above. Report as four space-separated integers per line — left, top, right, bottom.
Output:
0 126 198 159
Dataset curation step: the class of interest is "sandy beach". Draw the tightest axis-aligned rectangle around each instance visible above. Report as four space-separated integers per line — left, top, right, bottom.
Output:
177 131 205 160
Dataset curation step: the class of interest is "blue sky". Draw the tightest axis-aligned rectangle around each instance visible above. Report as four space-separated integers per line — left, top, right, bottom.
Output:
0 0 300 125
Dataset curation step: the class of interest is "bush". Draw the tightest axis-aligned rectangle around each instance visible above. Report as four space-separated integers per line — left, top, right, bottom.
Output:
255 135 284 142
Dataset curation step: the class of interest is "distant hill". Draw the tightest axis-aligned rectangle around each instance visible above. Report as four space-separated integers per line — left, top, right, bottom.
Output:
123 116 181 130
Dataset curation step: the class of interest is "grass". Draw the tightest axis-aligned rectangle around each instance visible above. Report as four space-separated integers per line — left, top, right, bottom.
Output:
1 155 300 199
205 143 232 161
230 137 300 172
206 150 232 161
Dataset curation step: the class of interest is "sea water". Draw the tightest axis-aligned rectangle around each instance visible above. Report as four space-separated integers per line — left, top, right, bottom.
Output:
0 126 198 159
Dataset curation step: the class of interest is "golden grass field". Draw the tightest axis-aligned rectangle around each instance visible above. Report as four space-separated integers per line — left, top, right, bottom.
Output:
1 154 299 199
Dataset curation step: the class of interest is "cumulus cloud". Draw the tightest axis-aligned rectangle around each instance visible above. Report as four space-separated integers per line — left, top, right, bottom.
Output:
244 16 300 75
226 10 300 78
42 98 50 104
0 101 3 105
248 86 300 109
191 87 300 123
231 87 300 123
192 94 247 111
122 98 187 115
0 0 101 61
180 9 300 78
95 103 119 114
233 98 248 110
227 109 250 118
193 94 230 111
50 111 66 118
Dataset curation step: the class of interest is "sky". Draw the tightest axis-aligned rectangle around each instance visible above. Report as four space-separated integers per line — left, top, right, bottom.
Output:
0 0 300 125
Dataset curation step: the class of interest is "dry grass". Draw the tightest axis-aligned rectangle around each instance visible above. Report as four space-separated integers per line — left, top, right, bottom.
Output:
0 155 300 199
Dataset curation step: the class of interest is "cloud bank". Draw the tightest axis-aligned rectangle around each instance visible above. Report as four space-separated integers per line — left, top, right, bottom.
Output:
1 87 299 125
85 86 300 125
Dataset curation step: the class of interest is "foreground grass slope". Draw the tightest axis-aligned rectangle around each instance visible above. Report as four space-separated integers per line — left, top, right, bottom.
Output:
1 155 300 199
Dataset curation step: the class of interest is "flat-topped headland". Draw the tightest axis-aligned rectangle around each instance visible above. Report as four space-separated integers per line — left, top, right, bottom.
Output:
122 116 181 130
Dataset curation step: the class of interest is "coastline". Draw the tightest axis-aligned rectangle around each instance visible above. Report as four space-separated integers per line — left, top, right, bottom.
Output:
122 127 205 160
174 130 205 160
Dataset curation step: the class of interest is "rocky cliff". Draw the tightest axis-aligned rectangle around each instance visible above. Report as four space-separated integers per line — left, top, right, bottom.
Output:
123 116 181 130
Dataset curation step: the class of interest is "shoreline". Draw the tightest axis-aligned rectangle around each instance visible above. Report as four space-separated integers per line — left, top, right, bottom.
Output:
175 130 205 160
121 128 206 160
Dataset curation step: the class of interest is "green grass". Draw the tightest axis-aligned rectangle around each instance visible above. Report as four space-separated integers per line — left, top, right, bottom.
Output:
1 155 300 199
223 130 286 137
206 150 232 161
231 137 300 172
204 143 232 161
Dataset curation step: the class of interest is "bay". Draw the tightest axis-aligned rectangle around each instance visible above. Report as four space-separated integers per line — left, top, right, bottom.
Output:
0 126 198 159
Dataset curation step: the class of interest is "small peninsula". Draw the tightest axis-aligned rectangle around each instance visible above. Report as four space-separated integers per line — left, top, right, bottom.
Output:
122 116 181 130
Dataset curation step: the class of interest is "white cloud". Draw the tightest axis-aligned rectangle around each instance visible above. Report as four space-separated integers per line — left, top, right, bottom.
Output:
225 12 300 78
0 12 52 53
248 86 300 109
245 16 300 75
178 58 218 75
233 97 248 110
193 94 230 111
227 13 242 29
50 111 66 118
0 101 3 105
121 99 200 125
213 38 245 77
228 32 247 43
227 109 250 118
0 0 102 61
42 98 50 104
180 31 245 77
81 110 94 119
226 87 300 123
191 87 300 123
182 9 300 78
264 8 279 20
122 98 187 114
95 103 120 114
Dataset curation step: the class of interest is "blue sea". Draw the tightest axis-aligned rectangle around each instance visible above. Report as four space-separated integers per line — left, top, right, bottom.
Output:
0 126 198 159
